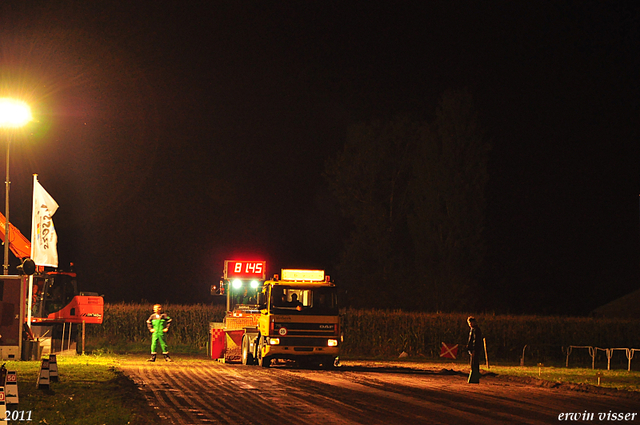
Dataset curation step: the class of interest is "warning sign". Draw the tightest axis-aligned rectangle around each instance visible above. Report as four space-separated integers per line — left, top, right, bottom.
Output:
440 342 458 359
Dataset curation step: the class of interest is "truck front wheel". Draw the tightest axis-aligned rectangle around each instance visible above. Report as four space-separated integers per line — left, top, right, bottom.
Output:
257 338 271 368
241 335 254 366
321 356 337 369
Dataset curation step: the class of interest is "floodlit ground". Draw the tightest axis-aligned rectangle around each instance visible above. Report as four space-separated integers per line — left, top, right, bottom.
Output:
121 356 639 425
7 354 639 425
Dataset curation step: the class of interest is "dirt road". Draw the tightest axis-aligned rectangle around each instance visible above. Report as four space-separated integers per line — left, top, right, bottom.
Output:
120 358 639 425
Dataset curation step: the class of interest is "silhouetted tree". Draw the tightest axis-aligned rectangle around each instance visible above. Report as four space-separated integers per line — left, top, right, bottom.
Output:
325 116 418 307
325 90 489 311
409 90 490 311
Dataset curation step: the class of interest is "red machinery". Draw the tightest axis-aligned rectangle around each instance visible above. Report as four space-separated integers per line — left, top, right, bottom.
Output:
29 269 103 325
0 211 103 326
210 260 266 362
0 212 103 358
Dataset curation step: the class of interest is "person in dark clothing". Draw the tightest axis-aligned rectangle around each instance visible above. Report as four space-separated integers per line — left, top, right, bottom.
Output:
289 293 302 308
466 316 483 383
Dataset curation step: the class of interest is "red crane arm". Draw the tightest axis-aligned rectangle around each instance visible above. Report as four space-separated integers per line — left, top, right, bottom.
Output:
0 212 32 259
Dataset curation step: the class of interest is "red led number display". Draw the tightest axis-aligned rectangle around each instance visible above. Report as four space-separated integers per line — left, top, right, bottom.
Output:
225 260 266 280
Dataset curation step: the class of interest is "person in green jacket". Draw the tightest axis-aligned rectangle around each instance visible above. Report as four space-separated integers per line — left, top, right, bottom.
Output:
146 304 172 362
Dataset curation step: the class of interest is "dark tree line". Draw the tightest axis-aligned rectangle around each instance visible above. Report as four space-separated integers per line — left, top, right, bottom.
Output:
325 90 490 311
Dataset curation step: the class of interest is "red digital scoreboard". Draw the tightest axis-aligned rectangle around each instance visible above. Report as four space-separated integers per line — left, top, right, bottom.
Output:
224 260 267 280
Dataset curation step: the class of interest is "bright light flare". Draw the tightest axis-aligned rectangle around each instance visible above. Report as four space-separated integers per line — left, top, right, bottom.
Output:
0 98 32 128
328 339 338 347
250 280 259 289
232 279 243 289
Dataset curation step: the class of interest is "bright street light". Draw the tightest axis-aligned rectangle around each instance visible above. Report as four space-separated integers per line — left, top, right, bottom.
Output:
0 99 32 128
0 98 32 274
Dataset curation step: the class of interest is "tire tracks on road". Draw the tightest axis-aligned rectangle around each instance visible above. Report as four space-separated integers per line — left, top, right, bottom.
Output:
120 361 358 425
120 359 640 425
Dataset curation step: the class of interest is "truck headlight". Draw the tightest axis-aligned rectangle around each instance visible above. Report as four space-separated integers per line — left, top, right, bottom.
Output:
328 339 338 347
269 338 280 345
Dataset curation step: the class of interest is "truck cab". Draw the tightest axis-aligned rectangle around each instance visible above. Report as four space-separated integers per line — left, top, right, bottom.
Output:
30 270 103 325
244 269 340 368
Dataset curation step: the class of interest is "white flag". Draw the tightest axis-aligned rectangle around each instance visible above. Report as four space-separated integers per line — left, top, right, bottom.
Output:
31 175 59 267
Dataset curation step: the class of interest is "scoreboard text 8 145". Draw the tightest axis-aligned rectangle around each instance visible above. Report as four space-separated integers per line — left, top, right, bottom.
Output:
224 260 267 280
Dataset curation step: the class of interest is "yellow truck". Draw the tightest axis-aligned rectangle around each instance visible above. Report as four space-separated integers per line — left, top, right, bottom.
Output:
241 268 340 368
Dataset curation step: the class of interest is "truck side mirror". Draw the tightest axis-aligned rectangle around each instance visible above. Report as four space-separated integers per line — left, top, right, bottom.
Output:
257 291 266 309
210 280 225 296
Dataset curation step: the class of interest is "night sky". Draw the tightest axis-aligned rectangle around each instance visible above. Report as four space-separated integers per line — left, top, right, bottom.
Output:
0 1 638 314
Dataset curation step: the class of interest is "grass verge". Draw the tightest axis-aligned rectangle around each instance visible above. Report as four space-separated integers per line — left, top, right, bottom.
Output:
341 356 640 392
487 364 640 392
4 354 160 425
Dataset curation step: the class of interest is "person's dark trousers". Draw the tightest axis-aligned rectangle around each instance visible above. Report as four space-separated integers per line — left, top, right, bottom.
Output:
468 352 481 383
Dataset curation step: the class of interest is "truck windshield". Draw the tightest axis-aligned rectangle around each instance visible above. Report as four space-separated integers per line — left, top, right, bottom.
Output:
270 286 338 315
229 286 260 311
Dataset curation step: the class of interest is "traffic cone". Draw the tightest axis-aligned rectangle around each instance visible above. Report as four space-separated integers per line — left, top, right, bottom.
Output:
4 371 18 405
49 354 59 382
0 386 6 425
37 358 50 390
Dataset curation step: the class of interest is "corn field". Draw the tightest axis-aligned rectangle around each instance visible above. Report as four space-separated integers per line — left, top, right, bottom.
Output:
341 311 640 364
86 303 640 364
86 303 226 349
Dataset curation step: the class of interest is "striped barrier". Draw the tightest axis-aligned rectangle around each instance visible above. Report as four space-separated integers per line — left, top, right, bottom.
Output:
49 354 59 382
0 386 6 425
37 358 50 390
4 371 18 405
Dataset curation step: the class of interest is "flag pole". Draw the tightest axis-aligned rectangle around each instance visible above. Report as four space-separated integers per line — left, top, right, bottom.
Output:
27 174 37 327
3 137 10 275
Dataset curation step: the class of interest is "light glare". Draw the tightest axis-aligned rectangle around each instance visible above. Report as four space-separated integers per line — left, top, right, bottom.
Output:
0 98 32 128
232 279 242 289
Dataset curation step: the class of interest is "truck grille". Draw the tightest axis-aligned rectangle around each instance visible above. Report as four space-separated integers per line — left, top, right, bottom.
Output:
277 337 335 347
273 322 336 336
